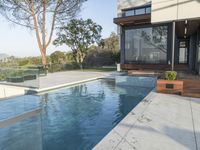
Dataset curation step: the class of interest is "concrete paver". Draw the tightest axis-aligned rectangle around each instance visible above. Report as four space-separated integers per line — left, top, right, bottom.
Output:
0 71 111 98
93 92 200 150
39 71 111 89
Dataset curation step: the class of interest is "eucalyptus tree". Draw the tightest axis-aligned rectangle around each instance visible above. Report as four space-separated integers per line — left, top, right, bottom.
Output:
0 0 86 68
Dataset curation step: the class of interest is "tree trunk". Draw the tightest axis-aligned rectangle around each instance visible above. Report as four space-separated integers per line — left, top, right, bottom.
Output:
79 51 85 70
40 49 48 75
41 49 47 66
40 43 48 75
79 63 83 70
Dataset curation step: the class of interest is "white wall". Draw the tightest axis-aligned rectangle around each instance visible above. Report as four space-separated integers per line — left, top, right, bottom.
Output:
152 0 200 23
178 0 200 20
0 85 26 99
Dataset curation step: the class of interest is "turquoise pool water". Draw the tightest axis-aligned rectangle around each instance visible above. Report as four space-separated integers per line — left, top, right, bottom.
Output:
0 79 153 150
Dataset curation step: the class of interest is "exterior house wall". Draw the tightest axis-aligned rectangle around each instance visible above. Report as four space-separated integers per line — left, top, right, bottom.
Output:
152 0 200 23
116 0 200 73
178 0 200 20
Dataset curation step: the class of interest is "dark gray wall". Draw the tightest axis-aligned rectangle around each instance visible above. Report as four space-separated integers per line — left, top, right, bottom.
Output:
120 27 125 64
174 36 179 65
196 28 200 74
189 33 197 72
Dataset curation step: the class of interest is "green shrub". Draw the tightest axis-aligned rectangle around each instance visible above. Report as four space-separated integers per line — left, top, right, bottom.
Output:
18 60 29 66
165 71 177 80
48 64 64 73
64 63 79 70
48 63 79 73
0 73 6 81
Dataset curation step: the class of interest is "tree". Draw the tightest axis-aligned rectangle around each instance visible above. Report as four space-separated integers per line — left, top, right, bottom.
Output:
0 0 86 68
65 52 74 63
103 32 119 53
18 59 29 66
54 18 102 69
50 51 66 64
101 32 120 63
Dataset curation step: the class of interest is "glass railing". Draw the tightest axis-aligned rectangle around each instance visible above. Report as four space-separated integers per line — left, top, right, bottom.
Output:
0 68 40 88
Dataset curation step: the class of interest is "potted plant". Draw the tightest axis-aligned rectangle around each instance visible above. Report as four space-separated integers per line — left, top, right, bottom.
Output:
157 71 184 95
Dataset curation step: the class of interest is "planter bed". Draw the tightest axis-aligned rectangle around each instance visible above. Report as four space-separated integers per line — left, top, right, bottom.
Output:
157 79 184 95
6 75 37 83
23 75 37 80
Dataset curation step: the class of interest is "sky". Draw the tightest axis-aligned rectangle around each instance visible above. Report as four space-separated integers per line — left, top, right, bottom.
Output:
0 0 117 57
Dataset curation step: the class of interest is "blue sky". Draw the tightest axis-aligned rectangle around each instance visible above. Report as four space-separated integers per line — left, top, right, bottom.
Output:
0 0 117 57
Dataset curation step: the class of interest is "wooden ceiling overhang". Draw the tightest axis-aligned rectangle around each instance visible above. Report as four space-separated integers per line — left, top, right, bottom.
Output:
113 14 151 26
176 19 200 38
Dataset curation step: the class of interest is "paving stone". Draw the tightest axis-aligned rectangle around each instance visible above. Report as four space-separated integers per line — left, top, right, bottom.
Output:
93 92 200 150
93 130 122 150
191 98 200 150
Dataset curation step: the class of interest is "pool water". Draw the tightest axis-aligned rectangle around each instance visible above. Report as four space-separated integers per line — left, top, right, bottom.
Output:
0 79 152 150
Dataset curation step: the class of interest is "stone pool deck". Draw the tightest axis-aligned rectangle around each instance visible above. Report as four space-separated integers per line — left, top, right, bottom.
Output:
93 92 200 150
0 71 112 98
37 71 111 91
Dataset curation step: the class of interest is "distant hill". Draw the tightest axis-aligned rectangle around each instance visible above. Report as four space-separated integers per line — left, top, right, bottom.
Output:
0 53 9 60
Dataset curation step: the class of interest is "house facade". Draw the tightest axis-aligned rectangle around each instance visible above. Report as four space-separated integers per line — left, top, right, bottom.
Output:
114 0 200 74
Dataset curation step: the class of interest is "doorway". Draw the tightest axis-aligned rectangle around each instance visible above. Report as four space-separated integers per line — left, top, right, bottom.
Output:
178 40 188 64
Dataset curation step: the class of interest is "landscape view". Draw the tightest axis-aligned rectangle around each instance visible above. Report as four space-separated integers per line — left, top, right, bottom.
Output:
0 0 200 150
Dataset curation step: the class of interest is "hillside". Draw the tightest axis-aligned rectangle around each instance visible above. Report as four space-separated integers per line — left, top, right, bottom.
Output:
0 53 9 60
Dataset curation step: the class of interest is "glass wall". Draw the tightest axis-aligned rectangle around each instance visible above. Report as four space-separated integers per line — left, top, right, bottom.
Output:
0 68 40 88
124 25 168 64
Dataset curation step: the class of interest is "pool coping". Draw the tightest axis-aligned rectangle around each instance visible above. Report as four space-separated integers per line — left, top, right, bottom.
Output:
92 90 155 150
26 77 104 94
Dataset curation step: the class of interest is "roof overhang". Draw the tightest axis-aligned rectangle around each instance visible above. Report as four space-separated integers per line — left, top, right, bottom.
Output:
113 14 151 26
176 19 200 38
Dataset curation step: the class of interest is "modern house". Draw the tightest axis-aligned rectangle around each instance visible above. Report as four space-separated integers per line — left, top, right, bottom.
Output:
114 0 200 75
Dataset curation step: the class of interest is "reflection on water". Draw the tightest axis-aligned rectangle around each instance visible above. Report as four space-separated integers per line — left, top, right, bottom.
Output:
0 79 152 150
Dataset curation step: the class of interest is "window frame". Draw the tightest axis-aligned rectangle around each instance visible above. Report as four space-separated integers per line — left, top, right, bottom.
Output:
122 5 151 17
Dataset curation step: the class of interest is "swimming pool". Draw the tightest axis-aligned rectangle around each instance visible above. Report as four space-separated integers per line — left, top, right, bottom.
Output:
0 78 154 150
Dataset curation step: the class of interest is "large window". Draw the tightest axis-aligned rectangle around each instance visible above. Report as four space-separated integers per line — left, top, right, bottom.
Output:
125 25 168 64
123 6 151 17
